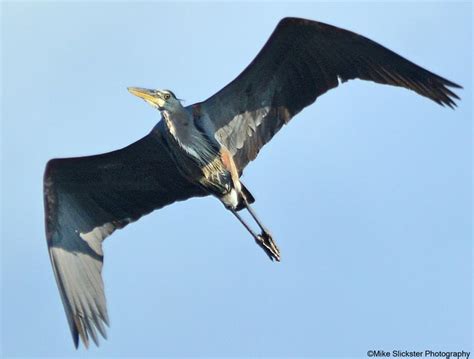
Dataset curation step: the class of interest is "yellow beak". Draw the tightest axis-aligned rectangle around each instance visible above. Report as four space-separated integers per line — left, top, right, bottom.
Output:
127 87 165 108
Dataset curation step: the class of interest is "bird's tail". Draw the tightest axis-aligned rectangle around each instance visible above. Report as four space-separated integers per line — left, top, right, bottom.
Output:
241 182 255 204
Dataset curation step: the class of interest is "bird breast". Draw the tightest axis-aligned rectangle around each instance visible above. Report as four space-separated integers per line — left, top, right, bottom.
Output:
162 109 234 194
164 110 215 163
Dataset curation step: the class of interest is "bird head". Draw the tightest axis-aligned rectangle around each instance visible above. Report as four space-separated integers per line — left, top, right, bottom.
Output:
127 87 181 112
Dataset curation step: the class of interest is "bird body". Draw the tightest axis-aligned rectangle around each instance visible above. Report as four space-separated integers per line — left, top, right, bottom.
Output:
44 17 461 348
154 96 244 209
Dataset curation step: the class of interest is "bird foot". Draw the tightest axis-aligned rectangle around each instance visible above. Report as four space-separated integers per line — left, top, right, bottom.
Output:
256 231 280 262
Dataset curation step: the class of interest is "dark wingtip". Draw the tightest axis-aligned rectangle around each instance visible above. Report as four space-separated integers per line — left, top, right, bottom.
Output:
441 82 462 109
73 334 79 349
423 74 461 109
445 79 463 89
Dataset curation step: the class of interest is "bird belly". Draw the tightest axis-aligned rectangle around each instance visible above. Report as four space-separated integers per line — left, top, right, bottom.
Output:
198 147 244 210
198 155 233 195
162 117 240 201
220 188 239 209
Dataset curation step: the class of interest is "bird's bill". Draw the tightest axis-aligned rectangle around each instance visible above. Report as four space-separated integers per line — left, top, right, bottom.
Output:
127 87 165 108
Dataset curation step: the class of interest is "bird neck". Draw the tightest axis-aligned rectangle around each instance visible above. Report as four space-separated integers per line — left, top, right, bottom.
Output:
162 108 196 147
162 108 218 165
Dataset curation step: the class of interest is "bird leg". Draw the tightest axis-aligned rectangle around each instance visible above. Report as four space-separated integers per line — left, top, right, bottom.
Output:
231 208 281 262
244 202 280 262
257 231 281 262
244 202 270 235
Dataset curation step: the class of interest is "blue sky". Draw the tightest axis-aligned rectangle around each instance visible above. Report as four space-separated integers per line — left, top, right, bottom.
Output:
1 1 472 357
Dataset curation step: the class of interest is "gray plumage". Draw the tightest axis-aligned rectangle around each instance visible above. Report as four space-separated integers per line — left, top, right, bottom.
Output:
44 124 206 347
205 18 460 171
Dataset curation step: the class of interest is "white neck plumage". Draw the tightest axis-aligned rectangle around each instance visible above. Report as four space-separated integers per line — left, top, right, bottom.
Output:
162 109 218 166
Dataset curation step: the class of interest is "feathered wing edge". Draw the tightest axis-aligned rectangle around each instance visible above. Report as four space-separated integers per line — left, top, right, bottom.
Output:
44 125 207 348
202 17 461 171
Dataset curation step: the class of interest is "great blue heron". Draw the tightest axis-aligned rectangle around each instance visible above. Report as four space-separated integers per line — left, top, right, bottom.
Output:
44 17 461 348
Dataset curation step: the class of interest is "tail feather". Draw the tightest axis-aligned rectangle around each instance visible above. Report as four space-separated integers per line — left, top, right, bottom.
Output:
241 183 255 204
235 182 255 211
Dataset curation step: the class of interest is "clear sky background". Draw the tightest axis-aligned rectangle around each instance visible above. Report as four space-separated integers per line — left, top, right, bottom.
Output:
1 1 472 357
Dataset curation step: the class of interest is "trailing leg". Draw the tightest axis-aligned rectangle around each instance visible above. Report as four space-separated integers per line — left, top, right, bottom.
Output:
230 210 280 262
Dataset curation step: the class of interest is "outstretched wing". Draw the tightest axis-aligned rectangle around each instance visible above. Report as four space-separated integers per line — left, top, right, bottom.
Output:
44 122 206 348
200 17 461 172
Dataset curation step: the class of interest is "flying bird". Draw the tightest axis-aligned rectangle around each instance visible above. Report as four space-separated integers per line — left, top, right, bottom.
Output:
44 17 461 348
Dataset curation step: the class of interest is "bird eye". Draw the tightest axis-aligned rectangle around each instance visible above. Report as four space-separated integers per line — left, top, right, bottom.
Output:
163 93 171 100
